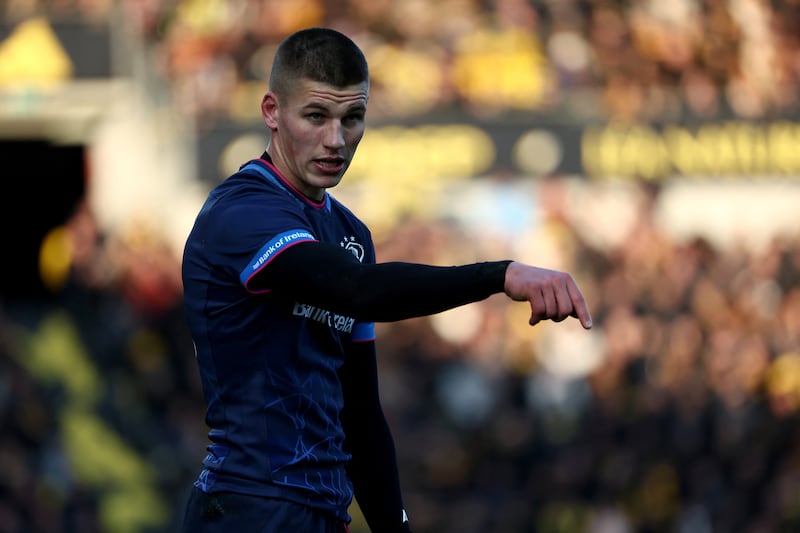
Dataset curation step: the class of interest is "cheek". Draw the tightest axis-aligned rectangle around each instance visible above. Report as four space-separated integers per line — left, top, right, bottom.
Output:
347 131 364 151
283 129 312 159
286 125 317 150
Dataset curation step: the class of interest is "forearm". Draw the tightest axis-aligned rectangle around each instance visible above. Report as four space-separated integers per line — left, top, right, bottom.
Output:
346 413 410 533
333 260 510 321
339 342 411 532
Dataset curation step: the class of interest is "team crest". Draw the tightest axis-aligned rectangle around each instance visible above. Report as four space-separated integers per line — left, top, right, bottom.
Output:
340 235 365 262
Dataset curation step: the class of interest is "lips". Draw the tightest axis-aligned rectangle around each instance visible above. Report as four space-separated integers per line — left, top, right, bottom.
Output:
314 157 345 174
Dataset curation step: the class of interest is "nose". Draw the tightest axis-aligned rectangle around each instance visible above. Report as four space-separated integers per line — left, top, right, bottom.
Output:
322 120 345 149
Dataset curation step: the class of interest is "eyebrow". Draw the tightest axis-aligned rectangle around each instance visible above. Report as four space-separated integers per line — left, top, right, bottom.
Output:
302 102 366 114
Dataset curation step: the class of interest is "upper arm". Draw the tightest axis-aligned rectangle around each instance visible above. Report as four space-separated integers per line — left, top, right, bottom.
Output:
251 239 366 300
240 229 318 292
206 192 318 292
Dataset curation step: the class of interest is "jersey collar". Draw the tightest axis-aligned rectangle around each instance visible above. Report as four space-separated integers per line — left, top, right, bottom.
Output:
244 152 331 211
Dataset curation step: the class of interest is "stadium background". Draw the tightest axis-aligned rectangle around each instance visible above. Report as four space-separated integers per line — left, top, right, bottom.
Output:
2 1 800 532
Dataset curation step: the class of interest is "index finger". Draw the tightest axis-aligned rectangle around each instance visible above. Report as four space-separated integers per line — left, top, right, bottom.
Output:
566 277 592 329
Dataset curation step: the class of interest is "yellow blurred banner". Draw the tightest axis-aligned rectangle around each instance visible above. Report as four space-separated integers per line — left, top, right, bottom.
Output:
0 17 73 86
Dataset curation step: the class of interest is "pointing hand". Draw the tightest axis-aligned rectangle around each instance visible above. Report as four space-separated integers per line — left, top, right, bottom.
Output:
503 262 592 329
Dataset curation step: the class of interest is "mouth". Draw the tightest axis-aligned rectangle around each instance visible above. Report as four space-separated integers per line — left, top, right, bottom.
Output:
313 157 346 175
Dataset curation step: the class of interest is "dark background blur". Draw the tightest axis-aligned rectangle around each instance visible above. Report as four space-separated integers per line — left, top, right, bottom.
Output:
2 1 800 532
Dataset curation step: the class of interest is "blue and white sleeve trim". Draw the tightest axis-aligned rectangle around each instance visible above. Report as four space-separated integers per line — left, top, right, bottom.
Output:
240 229 316 290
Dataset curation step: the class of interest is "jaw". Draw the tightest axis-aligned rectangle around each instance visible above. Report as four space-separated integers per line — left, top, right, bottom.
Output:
293 167 346 201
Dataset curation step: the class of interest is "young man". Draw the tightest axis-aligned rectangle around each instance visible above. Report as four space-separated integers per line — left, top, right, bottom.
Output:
181 27 592 533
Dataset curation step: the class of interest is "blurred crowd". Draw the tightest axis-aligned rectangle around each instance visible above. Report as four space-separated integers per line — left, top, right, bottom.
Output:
3 1 800 533
5 0 800 123
1 177 800 532
370 180 800 533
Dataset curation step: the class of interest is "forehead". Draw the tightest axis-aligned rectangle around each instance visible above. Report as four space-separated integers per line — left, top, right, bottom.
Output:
284 78 369 109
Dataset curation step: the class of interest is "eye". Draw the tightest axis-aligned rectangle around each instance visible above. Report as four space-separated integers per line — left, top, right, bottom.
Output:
343 113 365 126
307 112 324 121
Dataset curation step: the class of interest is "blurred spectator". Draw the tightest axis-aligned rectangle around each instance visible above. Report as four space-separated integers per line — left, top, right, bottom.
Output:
8 0 800 122
105 0 800 123
3 168 800 533
4 2 800 532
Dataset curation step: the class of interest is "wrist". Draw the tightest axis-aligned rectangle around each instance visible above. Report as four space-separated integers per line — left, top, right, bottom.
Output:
482 260 513 294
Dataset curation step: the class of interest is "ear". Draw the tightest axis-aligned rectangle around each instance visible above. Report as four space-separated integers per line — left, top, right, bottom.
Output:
261 91 279 130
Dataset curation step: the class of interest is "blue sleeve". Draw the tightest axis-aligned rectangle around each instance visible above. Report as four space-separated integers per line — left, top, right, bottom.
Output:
202 185 317 293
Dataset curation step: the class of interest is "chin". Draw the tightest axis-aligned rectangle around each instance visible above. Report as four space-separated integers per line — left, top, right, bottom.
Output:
322 176 344 188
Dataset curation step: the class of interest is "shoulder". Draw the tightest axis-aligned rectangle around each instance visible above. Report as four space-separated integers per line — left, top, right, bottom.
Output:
211 170 299 217
192 172 303 247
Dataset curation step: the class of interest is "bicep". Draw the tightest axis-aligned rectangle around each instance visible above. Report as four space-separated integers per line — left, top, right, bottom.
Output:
251 240 365 297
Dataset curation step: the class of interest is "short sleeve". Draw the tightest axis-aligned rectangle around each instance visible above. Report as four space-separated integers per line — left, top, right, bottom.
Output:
203 183 318 293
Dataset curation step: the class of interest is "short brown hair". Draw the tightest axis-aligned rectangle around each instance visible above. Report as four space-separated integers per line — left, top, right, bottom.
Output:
269 28 369 98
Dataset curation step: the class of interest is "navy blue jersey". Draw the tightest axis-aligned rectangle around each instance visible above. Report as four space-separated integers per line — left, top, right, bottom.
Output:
182 156 376 521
